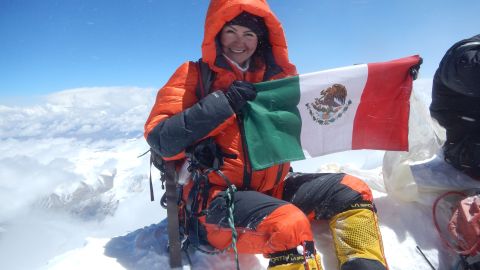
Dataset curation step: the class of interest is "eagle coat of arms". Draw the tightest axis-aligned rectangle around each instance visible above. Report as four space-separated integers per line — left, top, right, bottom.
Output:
305 83 352 125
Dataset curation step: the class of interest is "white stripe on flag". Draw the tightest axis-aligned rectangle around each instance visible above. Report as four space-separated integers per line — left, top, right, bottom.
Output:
298 64 368 157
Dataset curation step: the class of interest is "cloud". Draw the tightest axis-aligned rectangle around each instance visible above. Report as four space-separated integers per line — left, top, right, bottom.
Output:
0 156 83 221
0 86 156 140
0 86 157 224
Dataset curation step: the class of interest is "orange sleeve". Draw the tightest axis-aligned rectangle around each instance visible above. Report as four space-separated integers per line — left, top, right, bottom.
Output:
144 61 199 138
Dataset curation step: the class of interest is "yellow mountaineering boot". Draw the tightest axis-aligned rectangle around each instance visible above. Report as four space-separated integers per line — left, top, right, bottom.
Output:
267 242 323 270
329 208 388 270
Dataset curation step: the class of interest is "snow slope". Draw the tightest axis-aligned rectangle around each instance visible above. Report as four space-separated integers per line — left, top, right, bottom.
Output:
0 81 459 270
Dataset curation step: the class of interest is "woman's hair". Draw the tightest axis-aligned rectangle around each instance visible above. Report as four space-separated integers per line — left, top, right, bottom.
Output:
226 12 268 40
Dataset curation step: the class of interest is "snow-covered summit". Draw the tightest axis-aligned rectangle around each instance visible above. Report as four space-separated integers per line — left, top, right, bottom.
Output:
0 83 460 269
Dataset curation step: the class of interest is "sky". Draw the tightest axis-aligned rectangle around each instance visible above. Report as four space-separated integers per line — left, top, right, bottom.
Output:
1 0 479 102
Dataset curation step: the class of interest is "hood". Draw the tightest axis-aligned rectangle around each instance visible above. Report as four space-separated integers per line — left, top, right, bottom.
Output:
202 0 296 75
435 34 480 97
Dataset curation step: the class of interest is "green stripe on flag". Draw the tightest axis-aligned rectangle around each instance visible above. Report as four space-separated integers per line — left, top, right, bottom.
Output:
243 76 305 170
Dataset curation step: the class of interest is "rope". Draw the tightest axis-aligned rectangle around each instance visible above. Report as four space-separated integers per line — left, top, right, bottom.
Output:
225 184 239 270
190 201 239 270
184 168 240 270
432 191 480 270
215 170 240 270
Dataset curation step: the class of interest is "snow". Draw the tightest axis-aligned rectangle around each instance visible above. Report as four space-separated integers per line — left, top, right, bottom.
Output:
0 81 465 270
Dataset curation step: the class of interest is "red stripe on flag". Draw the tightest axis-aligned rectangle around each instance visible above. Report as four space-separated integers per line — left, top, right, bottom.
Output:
352 55 421 151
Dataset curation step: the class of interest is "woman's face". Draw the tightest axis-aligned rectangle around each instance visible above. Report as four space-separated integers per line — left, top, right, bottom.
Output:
220 24 258 66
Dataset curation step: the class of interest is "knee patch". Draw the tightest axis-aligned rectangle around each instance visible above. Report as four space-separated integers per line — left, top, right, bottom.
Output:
340 175 373 202
259 204 314 252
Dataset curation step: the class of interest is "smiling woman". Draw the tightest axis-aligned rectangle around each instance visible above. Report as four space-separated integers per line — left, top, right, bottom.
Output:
144 1 388 270
220 24 259 69
219 11 267 69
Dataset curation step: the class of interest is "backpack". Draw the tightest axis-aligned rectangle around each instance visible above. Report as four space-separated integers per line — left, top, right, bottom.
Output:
148 59 215 201
430 35 480 180
434 191 480 269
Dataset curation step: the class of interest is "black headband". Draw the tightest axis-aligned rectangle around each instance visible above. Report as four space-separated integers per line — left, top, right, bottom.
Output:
226 12 267 38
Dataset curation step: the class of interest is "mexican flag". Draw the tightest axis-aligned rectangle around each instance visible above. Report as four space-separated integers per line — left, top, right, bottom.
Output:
244 55 422 170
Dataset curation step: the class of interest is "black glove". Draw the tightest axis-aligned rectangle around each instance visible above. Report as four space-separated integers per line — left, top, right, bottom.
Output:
186 138 237 170
224 81 257 113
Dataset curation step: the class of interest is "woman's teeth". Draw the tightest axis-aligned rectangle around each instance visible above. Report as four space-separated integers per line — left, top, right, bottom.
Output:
230 48 245 53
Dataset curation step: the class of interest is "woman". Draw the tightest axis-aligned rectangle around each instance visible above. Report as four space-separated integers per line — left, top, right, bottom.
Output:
145 0 388 269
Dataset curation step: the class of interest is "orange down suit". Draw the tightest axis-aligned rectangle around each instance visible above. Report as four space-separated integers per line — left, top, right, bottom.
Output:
145 1 388 269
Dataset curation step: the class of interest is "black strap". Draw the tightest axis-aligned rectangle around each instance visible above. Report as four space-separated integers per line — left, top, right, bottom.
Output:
238 117 252 190
149 160 155 201
194 58 216 99
164 161 183 268
138 149 157 202
160 60 215 268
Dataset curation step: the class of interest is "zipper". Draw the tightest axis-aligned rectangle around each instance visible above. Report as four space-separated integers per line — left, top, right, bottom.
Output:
236 71 253 190
274 163 285 186
237 113 252 190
